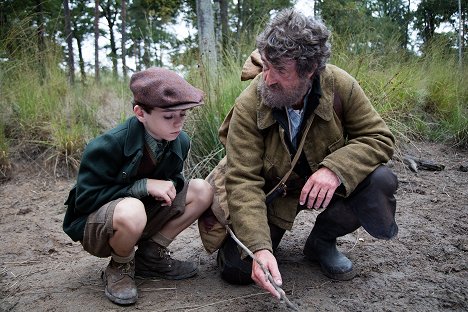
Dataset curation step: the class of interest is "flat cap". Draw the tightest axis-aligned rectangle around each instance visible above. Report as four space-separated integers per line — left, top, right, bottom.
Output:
130 67 204 110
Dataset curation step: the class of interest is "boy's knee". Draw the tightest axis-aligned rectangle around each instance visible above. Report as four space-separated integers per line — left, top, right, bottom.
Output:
188 178 214 203
114 198 147 233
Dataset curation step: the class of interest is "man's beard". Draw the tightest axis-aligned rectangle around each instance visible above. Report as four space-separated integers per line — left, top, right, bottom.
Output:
259 78 312 109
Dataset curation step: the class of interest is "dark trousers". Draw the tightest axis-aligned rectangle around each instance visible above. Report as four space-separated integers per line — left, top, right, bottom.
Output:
217 165 398 285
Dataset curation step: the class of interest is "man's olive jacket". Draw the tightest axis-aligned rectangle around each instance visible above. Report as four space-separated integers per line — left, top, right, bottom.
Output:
63 116 190 242
221 64 395 255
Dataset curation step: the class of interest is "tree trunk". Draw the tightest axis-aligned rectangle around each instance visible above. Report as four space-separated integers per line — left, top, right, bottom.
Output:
143 38 151 68
196 0 218 80
459 0 463 68
236 0 242 42
220 0 229 52
109 24 118 78
94 0 100 83
76 36 86 83
213 0 222 58
121 0 127 79
135 40 142 71
63 0 75 85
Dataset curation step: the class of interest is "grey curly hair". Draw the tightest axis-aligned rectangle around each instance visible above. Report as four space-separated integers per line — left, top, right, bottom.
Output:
256 9 331 77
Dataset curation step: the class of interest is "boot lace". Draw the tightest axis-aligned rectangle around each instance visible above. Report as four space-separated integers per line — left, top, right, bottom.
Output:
157 247 173 261
114 260 134 277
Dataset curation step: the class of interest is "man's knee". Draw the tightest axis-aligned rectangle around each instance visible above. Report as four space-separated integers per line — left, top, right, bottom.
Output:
368 165 398 195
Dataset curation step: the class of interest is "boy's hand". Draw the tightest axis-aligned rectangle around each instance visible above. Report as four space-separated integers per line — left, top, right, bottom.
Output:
146 179 176 206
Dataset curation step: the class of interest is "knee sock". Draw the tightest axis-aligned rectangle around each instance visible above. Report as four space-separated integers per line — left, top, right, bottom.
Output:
151 232 173 248
111 249 135 263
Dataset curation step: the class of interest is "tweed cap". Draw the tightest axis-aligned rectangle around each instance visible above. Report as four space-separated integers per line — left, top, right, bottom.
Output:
130 67 204 110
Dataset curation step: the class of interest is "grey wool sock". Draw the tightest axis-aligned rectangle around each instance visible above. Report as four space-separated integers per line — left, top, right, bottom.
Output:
151 232 173 248
111 249 135 263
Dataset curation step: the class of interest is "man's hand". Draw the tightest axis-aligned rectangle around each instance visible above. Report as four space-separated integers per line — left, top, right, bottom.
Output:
251 249 283 299
146 179 176 206
299 167 340 209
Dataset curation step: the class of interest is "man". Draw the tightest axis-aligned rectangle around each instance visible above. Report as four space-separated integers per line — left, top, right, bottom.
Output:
217 9 398 299
63 68 213 305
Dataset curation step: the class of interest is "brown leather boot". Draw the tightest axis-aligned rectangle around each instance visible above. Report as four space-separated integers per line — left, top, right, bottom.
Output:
135 240 198 280
102 259 138 305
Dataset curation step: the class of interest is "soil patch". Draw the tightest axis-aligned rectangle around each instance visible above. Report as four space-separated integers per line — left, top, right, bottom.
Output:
1 141 467 311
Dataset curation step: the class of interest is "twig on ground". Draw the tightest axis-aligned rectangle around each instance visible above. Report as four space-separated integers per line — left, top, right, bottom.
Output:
346 228 361 253
138 287 177 292
225 226 300 311
181 292 268 311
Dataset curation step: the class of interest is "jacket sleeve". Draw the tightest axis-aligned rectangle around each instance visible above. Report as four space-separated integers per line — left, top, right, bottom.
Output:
74 133 135 215
320 71 395 195
225 95 273 256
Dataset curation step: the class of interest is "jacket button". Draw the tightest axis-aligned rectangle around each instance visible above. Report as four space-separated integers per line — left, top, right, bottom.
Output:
122 172 127 179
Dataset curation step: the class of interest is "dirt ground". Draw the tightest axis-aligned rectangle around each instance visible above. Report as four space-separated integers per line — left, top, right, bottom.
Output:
0 141 467 312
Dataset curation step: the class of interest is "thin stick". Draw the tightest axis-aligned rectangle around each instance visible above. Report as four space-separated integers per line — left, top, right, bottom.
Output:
183 292 268 311
225 226 299 311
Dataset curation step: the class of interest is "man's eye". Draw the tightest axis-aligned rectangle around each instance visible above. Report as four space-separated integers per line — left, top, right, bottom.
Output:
163 116 174 120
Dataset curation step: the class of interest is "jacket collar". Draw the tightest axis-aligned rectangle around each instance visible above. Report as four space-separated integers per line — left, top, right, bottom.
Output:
123 116 185 160
256 64 335 130
124 117 145 156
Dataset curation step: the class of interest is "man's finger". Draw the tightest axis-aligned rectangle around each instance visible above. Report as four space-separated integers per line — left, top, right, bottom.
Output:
307 186 319 209
299 181 313 205
313 188 327 209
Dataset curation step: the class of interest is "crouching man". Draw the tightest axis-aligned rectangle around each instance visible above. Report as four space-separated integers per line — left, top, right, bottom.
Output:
216 9 398 299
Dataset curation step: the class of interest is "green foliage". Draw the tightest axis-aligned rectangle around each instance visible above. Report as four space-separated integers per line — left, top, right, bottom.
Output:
183 54 250 179
1 0 467 178
331 34 468 146
0 15 128 174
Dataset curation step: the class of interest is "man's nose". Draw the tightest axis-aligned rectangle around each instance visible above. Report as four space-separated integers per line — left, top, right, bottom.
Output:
263 69 277 86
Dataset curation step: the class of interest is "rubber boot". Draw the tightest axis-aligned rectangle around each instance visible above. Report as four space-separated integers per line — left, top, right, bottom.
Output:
303 199 360 281
135 240 198 280
304 165 399 280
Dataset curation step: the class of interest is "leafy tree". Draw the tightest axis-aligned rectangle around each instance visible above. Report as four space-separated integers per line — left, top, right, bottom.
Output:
100 0 121 77
367 0 413 49
414 0 466 46
70 0 94 82
127 0 182 69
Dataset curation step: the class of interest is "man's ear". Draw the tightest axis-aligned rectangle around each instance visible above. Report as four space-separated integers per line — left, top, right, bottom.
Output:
134 105 145 122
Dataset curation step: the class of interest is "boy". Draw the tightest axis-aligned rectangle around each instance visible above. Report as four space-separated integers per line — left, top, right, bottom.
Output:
63 67 213 305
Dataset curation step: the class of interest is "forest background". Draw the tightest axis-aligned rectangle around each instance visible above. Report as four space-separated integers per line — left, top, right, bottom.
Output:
0 0 467 181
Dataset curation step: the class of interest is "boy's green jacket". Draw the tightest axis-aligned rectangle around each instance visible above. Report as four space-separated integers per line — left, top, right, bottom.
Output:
63 116 190 242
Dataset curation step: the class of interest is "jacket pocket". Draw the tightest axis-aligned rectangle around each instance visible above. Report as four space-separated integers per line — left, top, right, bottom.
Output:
327 134 345 154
